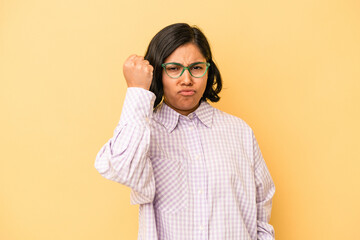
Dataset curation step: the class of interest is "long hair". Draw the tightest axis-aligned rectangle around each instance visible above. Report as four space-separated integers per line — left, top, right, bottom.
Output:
144 23 222 108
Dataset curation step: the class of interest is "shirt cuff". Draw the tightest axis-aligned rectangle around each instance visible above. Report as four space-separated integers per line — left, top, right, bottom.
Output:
119 87 156 124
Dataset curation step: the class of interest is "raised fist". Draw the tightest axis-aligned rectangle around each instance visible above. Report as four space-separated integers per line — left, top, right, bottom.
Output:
123 54 154 90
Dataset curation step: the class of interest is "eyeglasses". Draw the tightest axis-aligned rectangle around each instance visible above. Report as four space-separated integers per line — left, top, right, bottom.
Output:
161 62 210 79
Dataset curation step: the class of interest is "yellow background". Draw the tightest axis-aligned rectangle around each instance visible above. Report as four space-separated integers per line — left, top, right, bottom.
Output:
1 0 359 239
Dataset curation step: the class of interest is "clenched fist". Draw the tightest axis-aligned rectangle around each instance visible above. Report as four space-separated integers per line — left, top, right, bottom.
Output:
123 54 154 90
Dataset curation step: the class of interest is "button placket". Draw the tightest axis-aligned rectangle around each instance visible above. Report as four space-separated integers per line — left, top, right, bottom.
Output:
184 118 208 239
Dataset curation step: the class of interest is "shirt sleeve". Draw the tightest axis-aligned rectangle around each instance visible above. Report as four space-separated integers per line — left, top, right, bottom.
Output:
252 131 276 240
94 87 156 205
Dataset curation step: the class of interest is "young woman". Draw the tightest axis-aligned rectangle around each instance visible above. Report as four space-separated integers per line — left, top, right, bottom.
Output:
95 23 275 240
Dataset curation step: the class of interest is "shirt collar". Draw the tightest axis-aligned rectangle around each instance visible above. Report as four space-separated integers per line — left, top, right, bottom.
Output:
154 101 214 133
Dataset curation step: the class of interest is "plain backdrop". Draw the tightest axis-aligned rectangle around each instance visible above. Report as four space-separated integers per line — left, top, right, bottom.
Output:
1 0 359 239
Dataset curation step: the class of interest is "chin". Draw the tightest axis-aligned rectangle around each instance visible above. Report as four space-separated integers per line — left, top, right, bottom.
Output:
178 102 199 111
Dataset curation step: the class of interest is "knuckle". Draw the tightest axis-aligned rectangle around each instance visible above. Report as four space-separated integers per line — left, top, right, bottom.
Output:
135 56 144 61
123 61 133 69
127 54 136 61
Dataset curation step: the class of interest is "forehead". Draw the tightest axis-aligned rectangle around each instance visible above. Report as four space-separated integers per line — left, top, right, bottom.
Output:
164 43 205 63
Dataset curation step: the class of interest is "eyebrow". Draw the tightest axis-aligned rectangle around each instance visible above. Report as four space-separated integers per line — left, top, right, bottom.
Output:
163 61 206 65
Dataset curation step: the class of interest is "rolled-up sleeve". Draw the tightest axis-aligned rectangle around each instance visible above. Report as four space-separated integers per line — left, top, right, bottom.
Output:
94 87 156 205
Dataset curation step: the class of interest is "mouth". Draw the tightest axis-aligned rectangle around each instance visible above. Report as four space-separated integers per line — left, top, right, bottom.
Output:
178 90 196 96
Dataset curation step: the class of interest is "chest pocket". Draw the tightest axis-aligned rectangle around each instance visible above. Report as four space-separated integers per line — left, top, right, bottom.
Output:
151 145 189 214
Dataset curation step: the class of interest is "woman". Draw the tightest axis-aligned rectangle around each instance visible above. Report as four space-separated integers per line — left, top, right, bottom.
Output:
95 23 275 240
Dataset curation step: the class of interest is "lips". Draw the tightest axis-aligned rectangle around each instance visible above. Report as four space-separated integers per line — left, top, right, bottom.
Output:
179 90 196 96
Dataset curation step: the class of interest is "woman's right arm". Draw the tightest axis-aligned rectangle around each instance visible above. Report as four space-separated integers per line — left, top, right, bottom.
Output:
94 55 155 205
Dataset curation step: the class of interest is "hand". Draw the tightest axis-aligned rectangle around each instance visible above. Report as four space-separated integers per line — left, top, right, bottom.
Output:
123 54 153 90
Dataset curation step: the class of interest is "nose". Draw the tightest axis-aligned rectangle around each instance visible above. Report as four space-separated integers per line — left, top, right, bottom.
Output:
180 69 193 85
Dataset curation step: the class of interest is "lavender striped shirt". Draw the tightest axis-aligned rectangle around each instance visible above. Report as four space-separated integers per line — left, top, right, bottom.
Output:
95 87 275 240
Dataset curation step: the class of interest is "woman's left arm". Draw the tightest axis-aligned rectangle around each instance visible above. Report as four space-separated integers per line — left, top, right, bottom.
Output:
252 131 276 240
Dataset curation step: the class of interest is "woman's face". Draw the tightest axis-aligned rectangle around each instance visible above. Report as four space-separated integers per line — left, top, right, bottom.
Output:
162 43 208 116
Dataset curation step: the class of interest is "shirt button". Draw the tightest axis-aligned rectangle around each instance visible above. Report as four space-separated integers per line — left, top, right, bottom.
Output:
195 154 200 160
145 117 149 122
198 189 203 195
199 224 205 231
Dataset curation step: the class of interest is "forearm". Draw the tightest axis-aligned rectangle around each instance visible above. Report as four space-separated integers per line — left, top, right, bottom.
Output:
94 88 156 204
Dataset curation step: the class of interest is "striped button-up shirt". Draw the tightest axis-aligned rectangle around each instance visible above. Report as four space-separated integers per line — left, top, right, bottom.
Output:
95 87 275 240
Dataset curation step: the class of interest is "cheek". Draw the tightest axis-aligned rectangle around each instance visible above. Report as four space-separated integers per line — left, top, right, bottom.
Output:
200 76 208 94
162 76 174 97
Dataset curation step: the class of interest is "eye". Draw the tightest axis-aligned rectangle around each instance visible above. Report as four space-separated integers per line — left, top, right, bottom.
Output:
191 65 204 70
167 67 179 71
166 65 181 72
